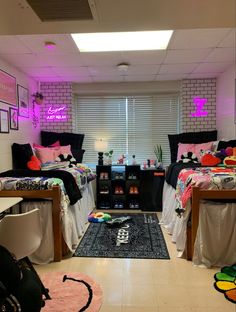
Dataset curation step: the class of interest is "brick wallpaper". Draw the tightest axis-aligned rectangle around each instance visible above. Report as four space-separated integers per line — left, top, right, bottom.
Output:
40 79 217 134
181 78 216 132
40 82 73 132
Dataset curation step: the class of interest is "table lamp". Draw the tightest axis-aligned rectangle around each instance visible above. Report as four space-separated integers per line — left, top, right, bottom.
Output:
94 139 108 165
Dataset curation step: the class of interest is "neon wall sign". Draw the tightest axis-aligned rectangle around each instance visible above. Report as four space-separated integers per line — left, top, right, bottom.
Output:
46 106 67 120
190 97 209 117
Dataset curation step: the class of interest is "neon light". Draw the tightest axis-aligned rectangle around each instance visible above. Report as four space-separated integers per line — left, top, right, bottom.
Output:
46 106 67 121
191 97 209 117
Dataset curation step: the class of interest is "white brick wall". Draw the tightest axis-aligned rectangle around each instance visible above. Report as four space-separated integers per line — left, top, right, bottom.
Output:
40 82 73 132
181 78 216 132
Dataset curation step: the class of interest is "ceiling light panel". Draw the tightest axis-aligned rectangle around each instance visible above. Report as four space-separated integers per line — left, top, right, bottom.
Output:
71 30 173 52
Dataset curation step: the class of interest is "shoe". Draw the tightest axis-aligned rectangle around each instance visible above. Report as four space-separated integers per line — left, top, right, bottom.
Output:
105 216 132 226
104 172 109 180
115 186 119 194
129 186 134 194
100 172 104 180
114 201 119 208
134 202 139 209
118 202 124 208
134 186 138 194
129 201 134 208
119 186 124 194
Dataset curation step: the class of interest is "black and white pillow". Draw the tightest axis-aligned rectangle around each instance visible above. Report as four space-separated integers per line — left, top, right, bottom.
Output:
178 152 198 163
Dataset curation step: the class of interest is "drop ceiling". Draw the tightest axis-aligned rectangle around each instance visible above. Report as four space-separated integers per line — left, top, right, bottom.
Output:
0 0 235 83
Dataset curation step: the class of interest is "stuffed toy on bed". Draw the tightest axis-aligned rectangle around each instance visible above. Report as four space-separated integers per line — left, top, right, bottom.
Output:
178 151 198 163
55 153 77 168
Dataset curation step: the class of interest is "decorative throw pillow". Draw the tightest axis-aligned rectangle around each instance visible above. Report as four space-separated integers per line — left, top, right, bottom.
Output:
177 143 195 161
33 140 60 149
178 151 198 163
34 147 56 164
12 143 34 169
193 141 214 160
27 155 41 170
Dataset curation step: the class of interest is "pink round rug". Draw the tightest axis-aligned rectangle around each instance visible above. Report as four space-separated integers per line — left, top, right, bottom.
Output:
40 272 103 312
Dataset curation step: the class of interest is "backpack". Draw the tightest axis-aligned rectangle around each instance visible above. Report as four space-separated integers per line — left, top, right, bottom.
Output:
0 245 44 312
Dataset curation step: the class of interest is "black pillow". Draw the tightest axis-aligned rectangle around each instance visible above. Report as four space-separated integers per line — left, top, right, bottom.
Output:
168 130 217 163
217 139 236 150
12 143 34 169
41 131 61 147
71 149 85 163
41 131 84 149
59 132 84 149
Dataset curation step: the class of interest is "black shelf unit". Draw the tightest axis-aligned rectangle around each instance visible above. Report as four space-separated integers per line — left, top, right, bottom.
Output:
96 164 141 210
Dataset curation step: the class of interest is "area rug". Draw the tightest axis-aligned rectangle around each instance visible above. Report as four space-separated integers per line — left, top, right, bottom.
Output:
74 213 170 259
40 272 103 311
214 264 236 304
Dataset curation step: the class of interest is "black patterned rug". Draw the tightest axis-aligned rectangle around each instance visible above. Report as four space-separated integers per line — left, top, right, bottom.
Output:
74 213 170 259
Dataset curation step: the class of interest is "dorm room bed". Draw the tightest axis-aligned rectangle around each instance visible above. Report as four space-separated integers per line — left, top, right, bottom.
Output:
0 166 96 264
161 131 236 267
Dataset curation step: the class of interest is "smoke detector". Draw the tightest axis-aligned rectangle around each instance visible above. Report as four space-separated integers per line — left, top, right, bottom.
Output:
117 63 129 71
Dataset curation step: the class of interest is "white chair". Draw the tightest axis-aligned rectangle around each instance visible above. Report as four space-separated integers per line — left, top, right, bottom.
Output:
0 209 50 299
0 209 42 260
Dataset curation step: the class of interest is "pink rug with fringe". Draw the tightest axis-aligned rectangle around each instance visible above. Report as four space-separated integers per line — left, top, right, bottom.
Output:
40 272 103 312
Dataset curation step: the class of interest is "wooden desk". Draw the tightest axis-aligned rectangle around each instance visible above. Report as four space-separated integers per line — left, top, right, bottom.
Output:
0 197 23 213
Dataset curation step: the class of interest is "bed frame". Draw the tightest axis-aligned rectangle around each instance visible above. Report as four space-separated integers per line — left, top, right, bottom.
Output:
186 186 236 260
0 186 63 262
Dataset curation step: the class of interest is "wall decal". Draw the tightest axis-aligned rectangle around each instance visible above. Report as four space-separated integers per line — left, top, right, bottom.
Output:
46 106 67 120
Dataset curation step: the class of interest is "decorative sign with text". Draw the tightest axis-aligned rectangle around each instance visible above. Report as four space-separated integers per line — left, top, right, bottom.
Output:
46 106 67 120
191 96 209 117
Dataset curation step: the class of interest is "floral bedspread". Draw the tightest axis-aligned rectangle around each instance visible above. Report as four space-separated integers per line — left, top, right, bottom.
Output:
175 167 236 216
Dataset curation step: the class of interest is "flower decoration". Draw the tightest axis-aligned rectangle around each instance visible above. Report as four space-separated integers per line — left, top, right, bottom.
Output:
214 264 236 304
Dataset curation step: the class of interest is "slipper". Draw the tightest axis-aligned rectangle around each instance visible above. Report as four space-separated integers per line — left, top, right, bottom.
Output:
105 216 132 226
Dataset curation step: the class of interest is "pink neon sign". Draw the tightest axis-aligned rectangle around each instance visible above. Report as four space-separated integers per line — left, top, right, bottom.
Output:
191 97 209 117
46 106 67 120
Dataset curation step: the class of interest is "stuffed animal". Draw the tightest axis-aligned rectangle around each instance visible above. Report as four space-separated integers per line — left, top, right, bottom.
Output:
55 153 77 167
27 155 41 170
178 151 198 163
201 153 221 166
117 154 126 164
223 156 236 167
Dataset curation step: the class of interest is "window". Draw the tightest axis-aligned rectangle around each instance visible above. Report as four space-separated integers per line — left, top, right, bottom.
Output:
75 93 179 166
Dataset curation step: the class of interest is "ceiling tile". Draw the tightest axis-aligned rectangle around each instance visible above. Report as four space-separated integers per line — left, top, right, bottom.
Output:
155 73 187 81
169 28 231 49
0 36 31 53
218 29 235 47
187 73 218 79
193 62 232 73
91 75 125 82
204 48 236 62
120 50 167 65
124 65 160 75
80 52 122 66
35 53 85 67
20 66 58 76
58 75 93 83
164 49 212 64
51 66 90 76
124 75 156 82
0 53 46 67
159 63 197 74
18 34 79 54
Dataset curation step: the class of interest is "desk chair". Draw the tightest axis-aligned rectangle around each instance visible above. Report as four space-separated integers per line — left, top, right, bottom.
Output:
0 209 50 300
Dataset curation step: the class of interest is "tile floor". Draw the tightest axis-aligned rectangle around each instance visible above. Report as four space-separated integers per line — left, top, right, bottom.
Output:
36 212 235 312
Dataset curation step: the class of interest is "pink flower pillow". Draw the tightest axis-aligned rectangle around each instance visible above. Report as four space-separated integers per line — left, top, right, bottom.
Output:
34 147 56 163
177 143 195 161
194 141 214 160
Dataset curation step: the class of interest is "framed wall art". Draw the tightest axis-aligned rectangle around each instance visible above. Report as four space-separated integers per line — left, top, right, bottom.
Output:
9 107 18 130
0 69 17 106
17 84 29 118
0 109 9 133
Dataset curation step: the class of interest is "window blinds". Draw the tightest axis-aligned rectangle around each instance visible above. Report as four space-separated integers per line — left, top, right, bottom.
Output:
74 93 179 166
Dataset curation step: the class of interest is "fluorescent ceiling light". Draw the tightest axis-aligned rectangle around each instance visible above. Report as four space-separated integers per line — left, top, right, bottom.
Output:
71 30 173 52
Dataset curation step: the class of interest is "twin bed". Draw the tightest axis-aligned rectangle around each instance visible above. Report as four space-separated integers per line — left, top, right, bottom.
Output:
161 131 236 268
0 132 96 264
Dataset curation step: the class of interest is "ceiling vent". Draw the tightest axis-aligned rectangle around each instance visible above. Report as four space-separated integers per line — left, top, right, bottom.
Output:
26 0 96 21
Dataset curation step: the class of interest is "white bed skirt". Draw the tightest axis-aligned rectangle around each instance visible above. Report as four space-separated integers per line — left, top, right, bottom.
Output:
161 181 236 267
19 182 95 264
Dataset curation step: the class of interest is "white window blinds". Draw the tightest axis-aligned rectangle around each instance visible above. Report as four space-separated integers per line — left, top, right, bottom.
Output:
75 93 179 166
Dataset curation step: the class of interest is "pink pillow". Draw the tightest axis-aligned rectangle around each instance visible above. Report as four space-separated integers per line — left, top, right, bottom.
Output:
177 143 195 161
33 140 60 148
54 145 72 158
194 141 213 160
34 147 56 163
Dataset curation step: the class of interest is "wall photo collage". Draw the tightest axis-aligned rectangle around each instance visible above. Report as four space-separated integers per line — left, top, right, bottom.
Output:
0 68 29 133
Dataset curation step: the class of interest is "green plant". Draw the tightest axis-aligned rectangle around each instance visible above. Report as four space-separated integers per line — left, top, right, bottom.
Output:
104 150 113 157
154 144 162 162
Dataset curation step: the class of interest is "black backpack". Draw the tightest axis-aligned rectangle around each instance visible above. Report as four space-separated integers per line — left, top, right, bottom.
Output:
0 245 44 312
